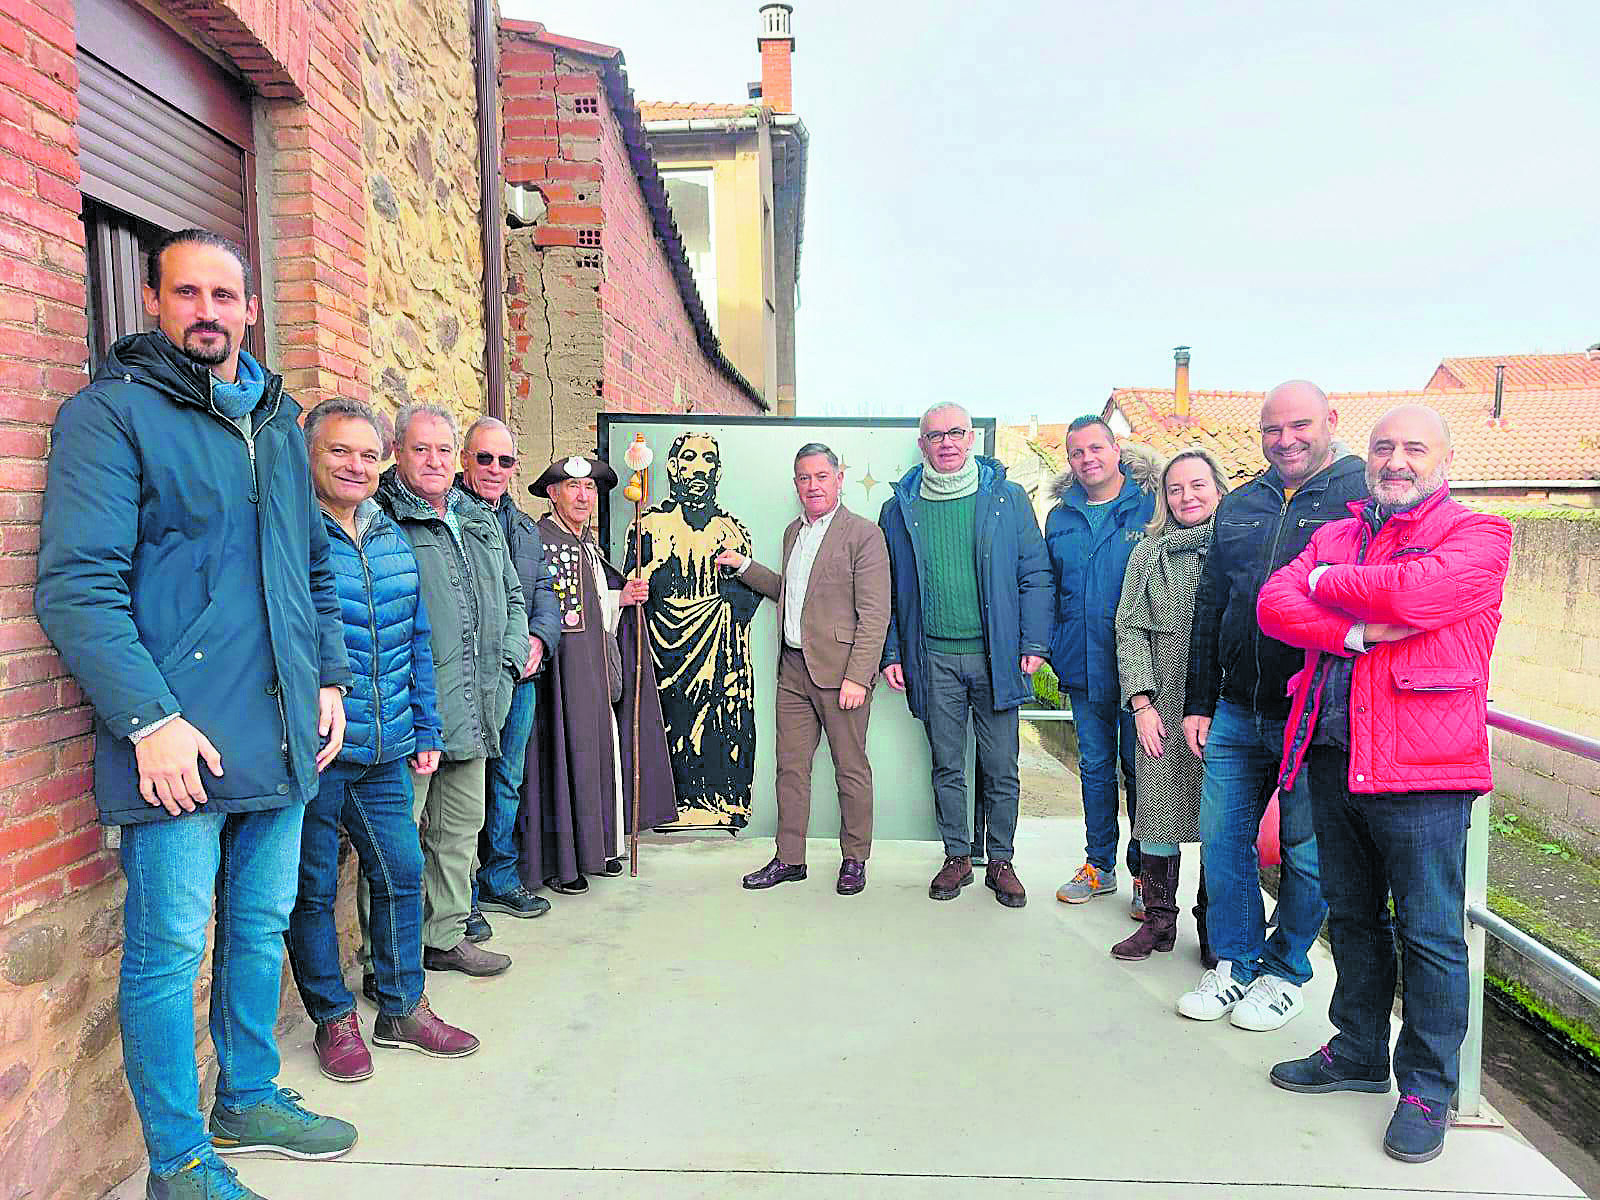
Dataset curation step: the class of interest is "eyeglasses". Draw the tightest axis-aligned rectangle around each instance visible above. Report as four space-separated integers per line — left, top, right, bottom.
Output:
474 452 517 469
921 427 969 444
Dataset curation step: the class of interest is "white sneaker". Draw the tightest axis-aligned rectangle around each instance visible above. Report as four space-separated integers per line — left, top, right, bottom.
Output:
1176 961 1249 1021
1230 974 1304 1031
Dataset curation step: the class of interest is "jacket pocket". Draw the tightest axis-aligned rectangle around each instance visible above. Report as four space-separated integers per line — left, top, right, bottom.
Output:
1389 662 1484 766
156 595 224 675
833 627 855 644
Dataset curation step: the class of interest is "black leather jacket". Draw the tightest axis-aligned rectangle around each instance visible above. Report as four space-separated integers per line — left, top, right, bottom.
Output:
1183 452 1368 722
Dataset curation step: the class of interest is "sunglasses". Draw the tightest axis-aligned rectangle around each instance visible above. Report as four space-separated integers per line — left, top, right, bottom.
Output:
474 452 517 469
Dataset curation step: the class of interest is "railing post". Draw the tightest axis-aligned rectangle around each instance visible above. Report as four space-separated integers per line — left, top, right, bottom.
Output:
1457 786 1492 1120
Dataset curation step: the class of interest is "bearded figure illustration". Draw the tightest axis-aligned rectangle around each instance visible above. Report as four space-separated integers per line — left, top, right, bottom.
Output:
625 433 762 828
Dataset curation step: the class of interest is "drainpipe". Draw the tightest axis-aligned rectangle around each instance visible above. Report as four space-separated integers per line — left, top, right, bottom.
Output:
1493 363 1505 420
474 0 506 420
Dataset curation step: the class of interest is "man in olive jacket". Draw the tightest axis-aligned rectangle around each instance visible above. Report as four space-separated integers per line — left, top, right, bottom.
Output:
35 230 356 1199
375 403 529 979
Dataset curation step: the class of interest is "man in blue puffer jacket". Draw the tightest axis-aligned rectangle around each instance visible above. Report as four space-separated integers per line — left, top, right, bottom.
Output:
285 399 479 1085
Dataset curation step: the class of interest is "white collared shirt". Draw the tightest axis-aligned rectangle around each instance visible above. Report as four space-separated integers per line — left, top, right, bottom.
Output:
782 504 839 649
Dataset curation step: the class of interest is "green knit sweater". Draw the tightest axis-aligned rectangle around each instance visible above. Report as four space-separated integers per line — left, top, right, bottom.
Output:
921 492 984 652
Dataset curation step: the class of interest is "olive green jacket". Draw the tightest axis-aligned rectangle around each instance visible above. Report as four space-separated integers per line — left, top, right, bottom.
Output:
376 468 528 760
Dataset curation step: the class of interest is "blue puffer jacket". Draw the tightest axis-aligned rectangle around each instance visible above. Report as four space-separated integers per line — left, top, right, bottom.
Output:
1044 447 1159 702
325 501 443 766
879 456 1053 720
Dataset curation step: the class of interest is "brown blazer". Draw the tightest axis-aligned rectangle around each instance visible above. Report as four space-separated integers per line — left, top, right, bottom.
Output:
741 505 891 690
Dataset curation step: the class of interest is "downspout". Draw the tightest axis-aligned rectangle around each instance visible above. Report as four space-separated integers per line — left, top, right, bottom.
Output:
474 0 507 420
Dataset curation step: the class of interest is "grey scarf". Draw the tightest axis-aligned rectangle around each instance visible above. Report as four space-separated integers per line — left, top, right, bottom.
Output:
1121 518 1214 636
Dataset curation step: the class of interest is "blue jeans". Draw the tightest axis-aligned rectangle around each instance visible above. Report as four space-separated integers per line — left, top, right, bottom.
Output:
923 650 1020 862
1307 746 1472 1102
1196 699 1325 986
1067 689 1139 876
287 758 423 1021
476 678 536 901
119 803 304 1176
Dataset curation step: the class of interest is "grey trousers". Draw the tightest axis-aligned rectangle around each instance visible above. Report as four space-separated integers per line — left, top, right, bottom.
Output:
922 650 1020 862
360 757 486 955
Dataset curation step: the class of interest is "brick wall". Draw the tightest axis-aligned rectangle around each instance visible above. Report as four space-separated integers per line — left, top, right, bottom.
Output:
0 1 409 1194
1488 513 1600 860
500 30 759 465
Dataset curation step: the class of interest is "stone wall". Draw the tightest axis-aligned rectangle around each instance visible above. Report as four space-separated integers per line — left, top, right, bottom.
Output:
361 0 488 432
1487 512 1600 859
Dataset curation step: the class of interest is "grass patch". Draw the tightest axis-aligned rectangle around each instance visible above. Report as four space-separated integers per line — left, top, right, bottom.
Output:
1470 504 1600 522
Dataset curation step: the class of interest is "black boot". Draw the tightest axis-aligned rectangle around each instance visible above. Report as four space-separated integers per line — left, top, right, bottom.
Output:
1111 852 1179 961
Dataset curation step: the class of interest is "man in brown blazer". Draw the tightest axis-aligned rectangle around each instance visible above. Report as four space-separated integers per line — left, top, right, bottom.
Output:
714 443 892 895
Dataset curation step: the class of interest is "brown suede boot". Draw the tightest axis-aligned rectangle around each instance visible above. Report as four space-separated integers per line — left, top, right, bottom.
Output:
1111 853 1179 961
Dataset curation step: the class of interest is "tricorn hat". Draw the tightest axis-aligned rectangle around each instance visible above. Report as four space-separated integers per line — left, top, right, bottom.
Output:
530 454 620 499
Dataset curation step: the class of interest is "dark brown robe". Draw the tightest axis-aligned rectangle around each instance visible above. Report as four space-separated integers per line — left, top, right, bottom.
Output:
519 516 677 887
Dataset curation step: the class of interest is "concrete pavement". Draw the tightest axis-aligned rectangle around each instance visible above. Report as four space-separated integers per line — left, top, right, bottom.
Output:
110 820 1582 1199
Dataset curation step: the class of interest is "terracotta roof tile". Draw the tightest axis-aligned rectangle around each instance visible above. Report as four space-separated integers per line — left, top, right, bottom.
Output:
1094 387 1600 485
638 101 759 122
1427 353 1600 391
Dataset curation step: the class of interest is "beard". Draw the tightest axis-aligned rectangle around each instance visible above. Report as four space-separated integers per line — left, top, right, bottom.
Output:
182 323 233 366
1368 462 1448 511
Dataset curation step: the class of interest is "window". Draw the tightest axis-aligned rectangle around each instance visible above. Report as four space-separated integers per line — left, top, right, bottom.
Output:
661 168 717 335
76 0 261 369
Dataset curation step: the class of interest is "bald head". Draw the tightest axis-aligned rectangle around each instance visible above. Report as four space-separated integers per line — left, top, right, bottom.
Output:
1367 403 1453 510
1259 379 1338 487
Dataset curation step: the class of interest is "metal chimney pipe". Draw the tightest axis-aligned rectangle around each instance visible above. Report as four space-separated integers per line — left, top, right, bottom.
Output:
1174 345 1191 418
1493 363 1505 420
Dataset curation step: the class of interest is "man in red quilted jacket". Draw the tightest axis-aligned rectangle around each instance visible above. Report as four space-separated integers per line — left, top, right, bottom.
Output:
1255 404 1511 1165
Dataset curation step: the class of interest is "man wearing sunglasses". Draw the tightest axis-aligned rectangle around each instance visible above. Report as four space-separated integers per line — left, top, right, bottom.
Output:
879 403 1052 907
457 418 562 930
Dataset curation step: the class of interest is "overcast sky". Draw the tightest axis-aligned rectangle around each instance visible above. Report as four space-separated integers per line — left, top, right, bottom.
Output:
501 1 1600 422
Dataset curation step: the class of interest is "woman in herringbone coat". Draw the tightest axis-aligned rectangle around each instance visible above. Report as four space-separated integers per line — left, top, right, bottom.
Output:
1109 448 1230 961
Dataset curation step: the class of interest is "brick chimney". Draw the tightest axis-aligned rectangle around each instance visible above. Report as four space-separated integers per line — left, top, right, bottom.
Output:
1173 345 1191 418
758 3 795 113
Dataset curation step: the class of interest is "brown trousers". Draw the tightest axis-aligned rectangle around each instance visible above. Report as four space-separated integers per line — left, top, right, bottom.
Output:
775 646 874 864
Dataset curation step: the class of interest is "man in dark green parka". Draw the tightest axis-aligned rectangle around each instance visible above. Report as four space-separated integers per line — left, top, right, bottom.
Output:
374 403 529 979
35 230 356 1200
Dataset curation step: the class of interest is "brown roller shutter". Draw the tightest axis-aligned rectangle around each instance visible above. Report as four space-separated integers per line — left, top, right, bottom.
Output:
76 52 249 246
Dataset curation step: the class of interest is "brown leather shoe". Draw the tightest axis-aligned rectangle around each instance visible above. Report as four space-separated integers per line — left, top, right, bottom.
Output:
313 1011 373 1082
372 995 480 1058
985 859 1027 908
928 855 973 901
423 939 511 977
836 858 866 895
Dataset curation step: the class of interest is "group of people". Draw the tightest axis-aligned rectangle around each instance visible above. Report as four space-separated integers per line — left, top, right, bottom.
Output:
724 394 1509 1168
33 227 1511 1199
35 229 672 1200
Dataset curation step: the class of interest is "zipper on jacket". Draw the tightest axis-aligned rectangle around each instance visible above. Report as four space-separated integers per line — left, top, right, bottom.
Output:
1251 491 1291 713
356 525 384 764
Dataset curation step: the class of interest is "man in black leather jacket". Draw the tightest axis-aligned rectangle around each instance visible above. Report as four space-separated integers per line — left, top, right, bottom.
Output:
1175 381 1368 1033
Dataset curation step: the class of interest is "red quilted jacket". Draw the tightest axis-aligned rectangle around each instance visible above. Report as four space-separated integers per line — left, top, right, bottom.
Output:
1256 487 1512 795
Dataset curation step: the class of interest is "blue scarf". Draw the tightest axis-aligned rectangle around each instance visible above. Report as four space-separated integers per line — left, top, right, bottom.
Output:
210 351 266 420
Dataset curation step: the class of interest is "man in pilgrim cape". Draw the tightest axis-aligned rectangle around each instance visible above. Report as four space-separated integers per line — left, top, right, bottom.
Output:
519 455 677 893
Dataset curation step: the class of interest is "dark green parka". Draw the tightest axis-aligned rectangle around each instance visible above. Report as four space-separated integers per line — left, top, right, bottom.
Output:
35 332 351 824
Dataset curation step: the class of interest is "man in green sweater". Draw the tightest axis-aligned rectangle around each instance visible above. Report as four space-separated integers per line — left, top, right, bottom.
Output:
879 403 1053 906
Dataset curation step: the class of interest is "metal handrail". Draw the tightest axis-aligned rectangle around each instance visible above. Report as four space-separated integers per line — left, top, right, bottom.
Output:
1460 704 1600 1121
1486 704 1600 763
